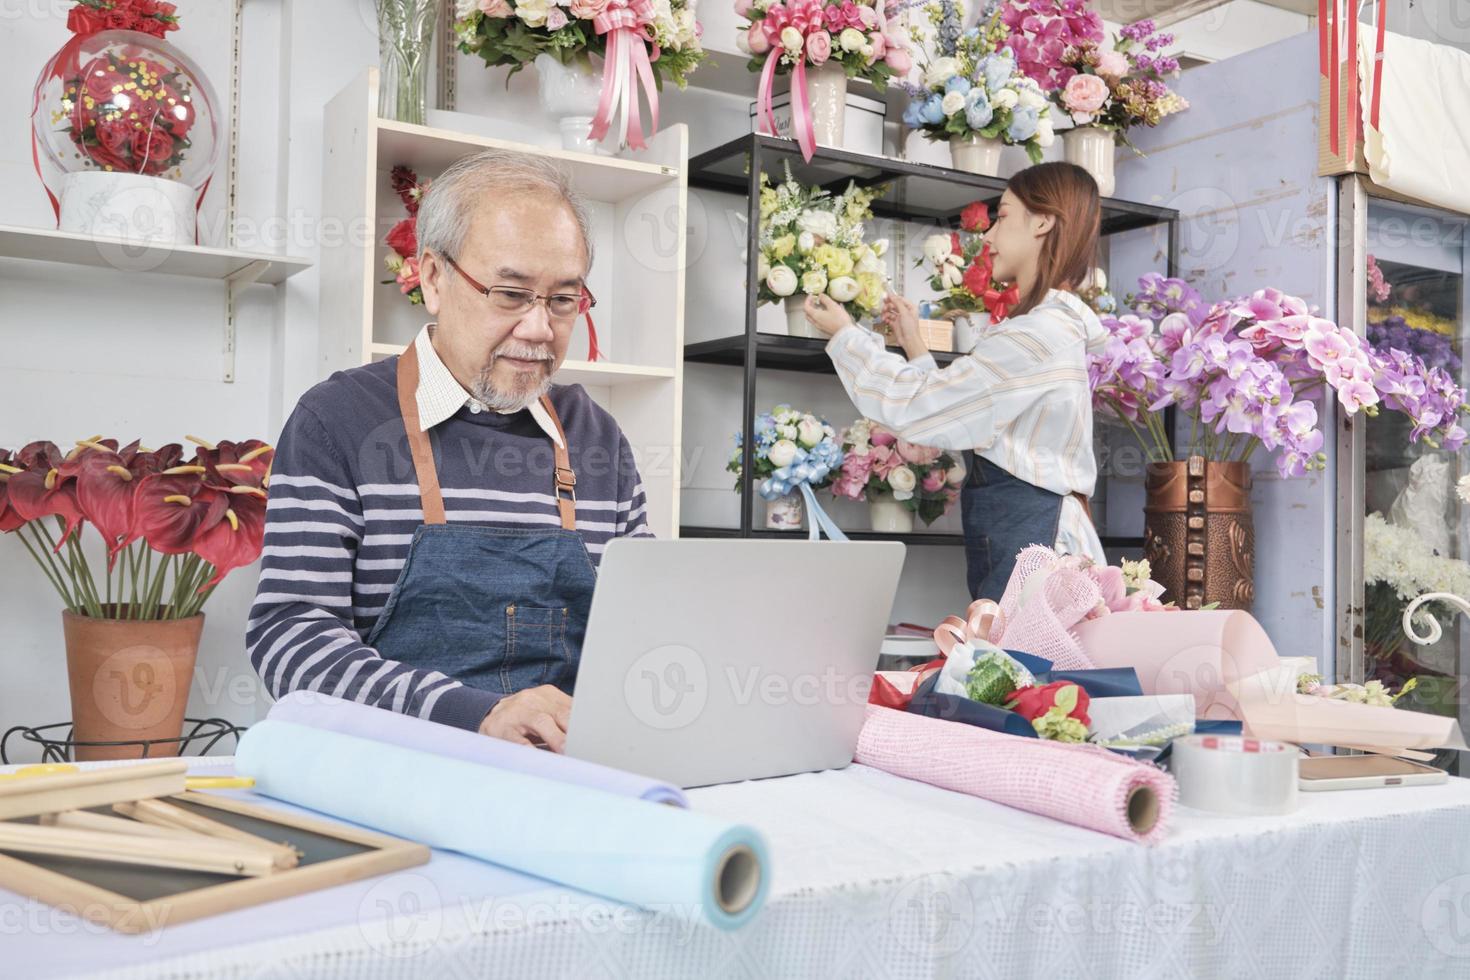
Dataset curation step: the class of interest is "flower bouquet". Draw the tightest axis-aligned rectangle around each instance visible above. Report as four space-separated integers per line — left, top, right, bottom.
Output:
757 164 889 336
31 0 219 244
382 165 428 306
829 419 965 531
738 0 912 161
1054 18 1188 194
0 435 271 757
902 4 1054 173
728 406 845 531
453 0 705 150
915 200 1017 350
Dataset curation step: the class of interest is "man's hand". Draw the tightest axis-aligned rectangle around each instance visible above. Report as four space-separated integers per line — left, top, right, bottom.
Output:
479 685 572 751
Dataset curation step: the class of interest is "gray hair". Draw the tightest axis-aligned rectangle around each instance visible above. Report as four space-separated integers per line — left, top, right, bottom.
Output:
415 149 594 269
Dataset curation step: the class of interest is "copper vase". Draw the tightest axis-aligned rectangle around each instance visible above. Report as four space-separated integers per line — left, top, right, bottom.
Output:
1143 457 1255 610
62 608 203 761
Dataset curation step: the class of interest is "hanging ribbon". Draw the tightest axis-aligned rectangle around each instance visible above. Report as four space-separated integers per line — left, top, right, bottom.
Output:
1345 0 1358 163
797 482 847 541
982 283 1019 322
587 0 660 151
584 309 601 362
1327 0 1339 155
1369 0 1386 132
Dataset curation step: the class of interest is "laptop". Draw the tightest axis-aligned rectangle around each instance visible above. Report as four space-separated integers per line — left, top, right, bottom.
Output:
565 538 906 788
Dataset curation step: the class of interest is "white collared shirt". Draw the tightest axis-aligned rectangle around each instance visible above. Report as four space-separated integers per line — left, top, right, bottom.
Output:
413 324 563 448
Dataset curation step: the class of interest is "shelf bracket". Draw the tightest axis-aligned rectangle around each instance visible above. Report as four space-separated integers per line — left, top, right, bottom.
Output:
222 260 269 383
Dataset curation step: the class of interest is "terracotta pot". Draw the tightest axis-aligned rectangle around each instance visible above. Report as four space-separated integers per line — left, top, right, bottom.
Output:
62 608 203 761
1143 457 1254 611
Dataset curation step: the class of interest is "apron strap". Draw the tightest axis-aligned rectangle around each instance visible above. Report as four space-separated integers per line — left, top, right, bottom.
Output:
396 342 448 526
539 394 578 532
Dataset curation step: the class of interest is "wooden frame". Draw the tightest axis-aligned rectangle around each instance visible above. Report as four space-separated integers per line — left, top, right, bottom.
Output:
0 791 428 934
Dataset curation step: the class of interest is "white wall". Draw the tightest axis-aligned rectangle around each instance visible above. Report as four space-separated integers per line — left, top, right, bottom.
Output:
0 0 1319 752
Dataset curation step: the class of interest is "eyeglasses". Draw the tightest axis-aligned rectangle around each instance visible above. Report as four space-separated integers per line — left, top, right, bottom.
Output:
444 255 595 321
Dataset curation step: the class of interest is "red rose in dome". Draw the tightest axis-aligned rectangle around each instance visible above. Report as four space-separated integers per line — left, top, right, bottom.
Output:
131 128 175 169
83 65 123 103
385 218 418 259
95 118 132 157
165 91 195 134
960 201 990 233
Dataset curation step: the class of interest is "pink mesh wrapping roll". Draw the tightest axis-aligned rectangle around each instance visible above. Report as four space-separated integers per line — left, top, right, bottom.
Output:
990 545 1102 670
855 705 1177 844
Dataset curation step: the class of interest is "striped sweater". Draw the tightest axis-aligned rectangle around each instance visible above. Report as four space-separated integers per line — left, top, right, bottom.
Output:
246 356 653 731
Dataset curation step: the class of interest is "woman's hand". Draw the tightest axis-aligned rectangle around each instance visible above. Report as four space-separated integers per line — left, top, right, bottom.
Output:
881 293 930 362
804 293 854 337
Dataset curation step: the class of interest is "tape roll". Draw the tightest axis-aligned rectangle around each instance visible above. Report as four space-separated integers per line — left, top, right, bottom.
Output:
1171 734 1299 815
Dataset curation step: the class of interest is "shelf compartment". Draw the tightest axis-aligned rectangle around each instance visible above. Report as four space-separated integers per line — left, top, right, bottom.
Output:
376 118 678 204
684 333 960 373
0 224 311 284
688 134 1179 232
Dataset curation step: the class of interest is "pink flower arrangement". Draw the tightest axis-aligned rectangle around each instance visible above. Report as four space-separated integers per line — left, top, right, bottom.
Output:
1090 274 1470 479
739 0 911 88
830 419 964 525
1054 19 1187 137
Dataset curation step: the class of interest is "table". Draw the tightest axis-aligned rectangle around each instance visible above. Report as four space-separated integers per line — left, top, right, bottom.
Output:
6 756 1470 979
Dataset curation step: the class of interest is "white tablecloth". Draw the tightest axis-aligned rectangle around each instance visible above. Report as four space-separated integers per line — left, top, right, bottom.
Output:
7 756 1470 979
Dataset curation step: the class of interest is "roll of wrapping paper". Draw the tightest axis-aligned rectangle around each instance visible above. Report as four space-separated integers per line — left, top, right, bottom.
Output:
235 721 768 930
267 692 687 807
855 705 1177 844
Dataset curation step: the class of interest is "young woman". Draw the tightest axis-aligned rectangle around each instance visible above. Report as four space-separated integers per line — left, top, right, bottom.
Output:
805 162 1108 601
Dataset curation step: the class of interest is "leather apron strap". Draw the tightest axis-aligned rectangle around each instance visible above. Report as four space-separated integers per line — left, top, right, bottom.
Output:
396 341 578 532
396 342 448 526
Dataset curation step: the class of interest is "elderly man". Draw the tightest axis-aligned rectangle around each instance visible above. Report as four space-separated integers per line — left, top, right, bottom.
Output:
248 150 652 750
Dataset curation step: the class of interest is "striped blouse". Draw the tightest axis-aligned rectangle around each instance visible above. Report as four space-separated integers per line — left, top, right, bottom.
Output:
826 288 1108 562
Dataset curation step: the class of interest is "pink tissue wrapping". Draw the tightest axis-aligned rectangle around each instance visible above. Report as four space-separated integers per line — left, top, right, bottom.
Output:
854 705 1177 845
1074 609 1468 753
988 545 1103 670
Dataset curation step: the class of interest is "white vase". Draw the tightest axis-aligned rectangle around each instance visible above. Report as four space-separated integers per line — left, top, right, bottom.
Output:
869 496 914 533
536 53 607 154
951 312 991 354
785 295 820 339
949 135 1003 176
806 62 848 149
766 493 805 530
1063 125 1116 197
58 171 196 245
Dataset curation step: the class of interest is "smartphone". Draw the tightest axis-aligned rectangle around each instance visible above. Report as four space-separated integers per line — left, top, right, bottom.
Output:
1298 754 1448 791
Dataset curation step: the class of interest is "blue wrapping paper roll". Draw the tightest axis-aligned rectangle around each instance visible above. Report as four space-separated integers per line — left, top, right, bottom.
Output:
267 691 687 807
235 720 769 930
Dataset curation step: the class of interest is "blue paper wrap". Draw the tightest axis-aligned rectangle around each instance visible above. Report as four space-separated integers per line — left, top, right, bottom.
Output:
235 720 769 930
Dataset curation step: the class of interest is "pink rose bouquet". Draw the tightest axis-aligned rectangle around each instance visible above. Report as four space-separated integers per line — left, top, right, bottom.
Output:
453 0 705 148
830 419 964 524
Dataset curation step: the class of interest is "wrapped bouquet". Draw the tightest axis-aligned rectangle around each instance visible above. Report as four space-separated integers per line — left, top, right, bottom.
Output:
916 200 1017 321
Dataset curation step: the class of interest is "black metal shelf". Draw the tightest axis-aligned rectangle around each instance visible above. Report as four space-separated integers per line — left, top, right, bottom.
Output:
684 333 961 373
688 133 1180 233
680 525 964 546
687 132 1181 539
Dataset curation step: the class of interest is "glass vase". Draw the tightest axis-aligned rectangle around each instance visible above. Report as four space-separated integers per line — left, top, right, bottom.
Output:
377 0 441 125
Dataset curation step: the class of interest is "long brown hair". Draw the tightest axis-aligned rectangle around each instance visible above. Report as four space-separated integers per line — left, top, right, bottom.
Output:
1004 162 1101 317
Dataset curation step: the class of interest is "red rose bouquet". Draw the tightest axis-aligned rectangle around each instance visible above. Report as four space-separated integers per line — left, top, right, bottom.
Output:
383 165 429 305
0 436 272 620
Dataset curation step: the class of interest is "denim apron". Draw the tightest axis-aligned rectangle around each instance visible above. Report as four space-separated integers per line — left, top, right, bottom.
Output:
960 453 1093 601
364 341 596 701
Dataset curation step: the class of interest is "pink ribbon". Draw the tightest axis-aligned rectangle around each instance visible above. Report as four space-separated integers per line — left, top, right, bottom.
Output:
753 0 825 161
588 0 660 151
933 599 1000 660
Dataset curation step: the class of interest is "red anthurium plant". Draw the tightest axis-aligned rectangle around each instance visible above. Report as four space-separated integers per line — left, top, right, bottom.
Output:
0 435 272 620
